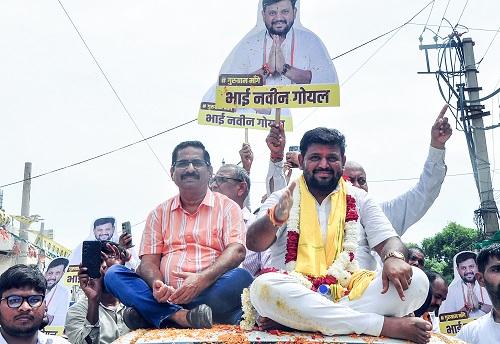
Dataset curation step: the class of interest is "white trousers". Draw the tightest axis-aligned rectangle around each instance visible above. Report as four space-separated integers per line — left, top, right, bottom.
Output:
250 267 428 336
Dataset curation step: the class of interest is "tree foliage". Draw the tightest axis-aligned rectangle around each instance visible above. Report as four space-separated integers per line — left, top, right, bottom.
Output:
421 222 480 283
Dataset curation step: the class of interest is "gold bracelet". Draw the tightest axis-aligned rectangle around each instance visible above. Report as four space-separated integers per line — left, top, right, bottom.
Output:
267 204 287 227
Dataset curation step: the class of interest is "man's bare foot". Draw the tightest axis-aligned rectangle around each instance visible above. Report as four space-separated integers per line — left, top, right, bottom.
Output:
257 316 292 331
381 317 432 344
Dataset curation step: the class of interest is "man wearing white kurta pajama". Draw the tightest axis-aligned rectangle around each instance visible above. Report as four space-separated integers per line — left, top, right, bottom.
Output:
247 127 437 344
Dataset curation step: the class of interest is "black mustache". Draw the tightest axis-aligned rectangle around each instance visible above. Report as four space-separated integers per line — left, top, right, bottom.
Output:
181 173 200 180
313 168 334 173
272 20 287 25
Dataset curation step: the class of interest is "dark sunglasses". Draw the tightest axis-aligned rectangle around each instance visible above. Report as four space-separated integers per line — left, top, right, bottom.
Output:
172 159 209 169
0 294 44 308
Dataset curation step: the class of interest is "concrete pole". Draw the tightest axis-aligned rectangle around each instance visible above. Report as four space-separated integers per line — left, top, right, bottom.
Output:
462 38 499 237
19 162 32 264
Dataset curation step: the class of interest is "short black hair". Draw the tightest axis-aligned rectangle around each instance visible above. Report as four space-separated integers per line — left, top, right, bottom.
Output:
456 251 477 266
477 243 500 273
263 0 297 11
299 127 346 157
46 257 69 271
0 264 46 296
93 217 115 229
409 246 425 256
424 269 444 285
171 141 211 167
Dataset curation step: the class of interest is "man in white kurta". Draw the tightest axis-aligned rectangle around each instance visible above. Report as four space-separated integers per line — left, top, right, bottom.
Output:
246 127 432 344
439 251 492 318
220 0 338 86
44 257 71 326
456 244 500 343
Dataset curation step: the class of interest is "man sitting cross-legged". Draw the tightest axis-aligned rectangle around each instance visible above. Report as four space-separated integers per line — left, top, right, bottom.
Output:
246 127 432 344
104 141 253 329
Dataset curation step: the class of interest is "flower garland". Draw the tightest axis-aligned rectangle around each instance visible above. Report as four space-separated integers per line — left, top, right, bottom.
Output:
240 179 360 330
285 180 360 290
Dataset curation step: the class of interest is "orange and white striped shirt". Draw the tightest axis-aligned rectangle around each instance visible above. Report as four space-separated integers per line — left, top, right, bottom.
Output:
139 190 245 288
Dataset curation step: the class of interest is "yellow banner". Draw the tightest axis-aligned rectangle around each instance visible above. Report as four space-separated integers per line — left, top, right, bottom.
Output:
198 109 293 132
216 83 340 109
439 318 475 336
63 265 80 287
41 326 64 336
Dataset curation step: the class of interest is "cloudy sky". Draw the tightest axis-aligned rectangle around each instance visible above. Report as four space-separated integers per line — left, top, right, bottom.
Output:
1 0 499 251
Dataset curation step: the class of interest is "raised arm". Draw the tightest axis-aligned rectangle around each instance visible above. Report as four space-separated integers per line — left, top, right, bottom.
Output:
381 105 452 234
247 182 295 252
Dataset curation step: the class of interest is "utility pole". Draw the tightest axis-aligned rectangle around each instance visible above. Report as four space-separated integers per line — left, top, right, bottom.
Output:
462 38 499 237
19 162 32 264
419 35 499 237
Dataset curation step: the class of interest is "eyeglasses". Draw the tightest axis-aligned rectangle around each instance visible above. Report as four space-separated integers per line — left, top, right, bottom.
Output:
0 295 44 308
347 176 367 186
209 176 243 187
172 159 209 169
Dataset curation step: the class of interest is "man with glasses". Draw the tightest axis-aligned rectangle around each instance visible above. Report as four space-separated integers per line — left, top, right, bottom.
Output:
210 164 270 276
0 264 70 344
104 141 253 330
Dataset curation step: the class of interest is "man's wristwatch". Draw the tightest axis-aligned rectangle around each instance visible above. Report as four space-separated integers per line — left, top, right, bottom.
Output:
383 251 405 262
282 63 291 75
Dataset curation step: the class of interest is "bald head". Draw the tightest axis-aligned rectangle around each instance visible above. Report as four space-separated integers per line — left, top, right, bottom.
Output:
344 161 368 192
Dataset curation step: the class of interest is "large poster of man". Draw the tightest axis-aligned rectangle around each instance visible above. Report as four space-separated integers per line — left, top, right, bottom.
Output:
199 0 339 131
439 251 492 319
220 0 338 86
44 257 71 328
68 216 139 271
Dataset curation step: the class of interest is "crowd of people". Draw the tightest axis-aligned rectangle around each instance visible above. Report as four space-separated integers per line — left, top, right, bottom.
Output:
1 1 499 343
1 112 499 344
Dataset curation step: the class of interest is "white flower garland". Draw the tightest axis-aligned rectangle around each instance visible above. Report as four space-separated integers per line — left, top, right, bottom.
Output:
285 181 360 288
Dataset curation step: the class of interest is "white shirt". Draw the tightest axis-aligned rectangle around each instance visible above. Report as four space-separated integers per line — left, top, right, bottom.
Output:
381 146 446 235
223 27 338 85
241 207 270 276
457 311 500 344
45 283 71 327
258 181 398 271
0 331 71 344
439 280 492 319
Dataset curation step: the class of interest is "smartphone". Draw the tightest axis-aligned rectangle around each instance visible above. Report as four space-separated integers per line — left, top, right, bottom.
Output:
82 241 102 279
121 221 134 247
287 146 300 168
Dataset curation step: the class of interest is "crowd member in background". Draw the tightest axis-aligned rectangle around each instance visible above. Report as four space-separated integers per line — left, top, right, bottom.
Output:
65 242 130 344
0 264 70 344
408 247 426 269
343 105 451 236
457 244 500 343
440 251 492 318
104 141 252 329
414 270 448 332
239 143 253 210
44 257 71 326
210 164 269 276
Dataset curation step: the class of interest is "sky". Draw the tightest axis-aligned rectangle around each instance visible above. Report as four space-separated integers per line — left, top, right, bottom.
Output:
1 0 499 251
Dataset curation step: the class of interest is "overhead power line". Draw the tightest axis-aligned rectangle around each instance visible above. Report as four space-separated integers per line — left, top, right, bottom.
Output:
332 0 435 60
0 119 196 188
56 0 169 174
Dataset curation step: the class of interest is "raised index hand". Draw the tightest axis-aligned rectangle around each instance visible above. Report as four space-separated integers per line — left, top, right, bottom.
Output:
430 104 452 149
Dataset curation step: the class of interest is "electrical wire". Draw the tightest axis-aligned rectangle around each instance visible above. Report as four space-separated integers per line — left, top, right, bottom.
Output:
331 0 435 60
436 0 452 37
0 119 196 188
455 0 470 27
476 21 500 66
56 0 169 175
419 0 436 38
